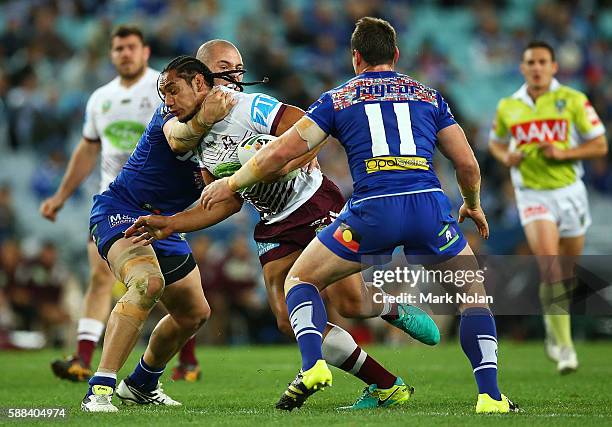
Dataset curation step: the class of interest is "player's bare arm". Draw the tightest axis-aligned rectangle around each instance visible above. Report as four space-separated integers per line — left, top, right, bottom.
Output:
124 168 242 244
200 116 327 209
438 123 489 239
538 134 608 161
163 86 236 153
40 137 101 222
488 141 524 167
265 105 322 178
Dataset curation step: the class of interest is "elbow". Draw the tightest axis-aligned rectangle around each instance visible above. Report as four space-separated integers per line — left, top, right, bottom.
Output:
456 158 481 180
599 139 609 157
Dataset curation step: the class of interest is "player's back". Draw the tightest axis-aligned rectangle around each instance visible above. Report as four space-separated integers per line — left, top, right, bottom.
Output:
307 71 456 202
93 104 203 219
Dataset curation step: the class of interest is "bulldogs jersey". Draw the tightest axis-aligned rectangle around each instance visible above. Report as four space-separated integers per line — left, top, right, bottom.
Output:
90 103 203 224
306 71 456 202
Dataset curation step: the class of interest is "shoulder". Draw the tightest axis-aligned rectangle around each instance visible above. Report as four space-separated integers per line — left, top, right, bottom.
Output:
496 95 521 113
86 78 118 107
554 84 589 110
554 84 585 99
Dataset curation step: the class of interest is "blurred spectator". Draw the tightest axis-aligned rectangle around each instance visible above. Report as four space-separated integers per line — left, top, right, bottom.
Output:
197 234 272 344
0 184 18 242
13 241 74 346
30 150 71 200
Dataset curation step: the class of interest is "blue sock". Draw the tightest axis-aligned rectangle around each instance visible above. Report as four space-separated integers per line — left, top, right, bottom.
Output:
87 372 116 396
459 307 501 401
286 283 327 371
128 356 165 392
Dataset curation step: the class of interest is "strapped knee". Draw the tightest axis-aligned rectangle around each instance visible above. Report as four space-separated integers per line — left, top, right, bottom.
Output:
113 245 165 311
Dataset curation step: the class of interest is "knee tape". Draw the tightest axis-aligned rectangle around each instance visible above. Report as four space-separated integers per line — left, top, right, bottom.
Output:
112 245 165 307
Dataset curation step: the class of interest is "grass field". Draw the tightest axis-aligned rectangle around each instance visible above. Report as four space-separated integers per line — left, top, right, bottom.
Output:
0 342 611 426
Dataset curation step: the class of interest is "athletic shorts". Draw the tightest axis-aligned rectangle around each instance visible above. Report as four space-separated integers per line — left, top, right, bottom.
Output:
515 180 591 238
253 176 345 266
89 195 195 285
317 190 467 265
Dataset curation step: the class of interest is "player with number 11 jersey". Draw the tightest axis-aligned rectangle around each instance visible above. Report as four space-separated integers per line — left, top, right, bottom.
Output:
308 70 465 261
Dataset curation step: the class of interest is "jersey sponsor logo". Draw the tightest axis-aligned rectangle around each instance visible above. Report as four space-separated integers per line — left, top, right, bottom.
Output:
332 222 361 252
331 76 437 111
251 94 280 126
365 156 429 173
511 119 568 145
256 241 280 256
103 121 146 151
522 204 549 219
108 213 138 228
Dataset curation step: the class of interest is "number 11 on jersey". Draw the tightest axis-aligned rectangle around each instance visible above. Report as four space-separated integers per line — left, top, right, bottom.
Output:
365 102 416 156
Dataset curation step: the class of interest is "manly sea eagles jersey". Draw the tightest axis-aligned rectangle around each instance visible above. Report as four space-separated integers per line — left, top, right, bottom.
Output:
198 87 323 224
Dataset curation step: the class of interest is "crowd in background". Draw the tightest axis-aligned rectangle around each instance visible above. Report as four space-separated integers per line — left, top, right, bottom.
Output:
1 0 612 348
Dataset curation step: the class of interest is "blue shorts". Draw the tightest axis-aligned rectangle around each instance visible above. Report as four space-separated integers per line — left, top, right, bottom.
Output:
89 194 191 260
317 190 467 265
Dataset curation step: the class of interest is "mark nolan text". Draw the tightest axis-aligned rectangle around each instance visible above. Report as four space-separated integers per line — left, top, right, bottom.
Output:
374 292 493 305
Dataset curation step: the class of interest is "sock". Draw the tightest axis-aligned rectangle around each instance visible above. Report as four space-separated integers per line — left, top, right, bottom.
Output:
459 307 501 401
179 335 198 366
378 289 399 321
77 318 104 367
128 355 165 392
286 283 327 371
87 371 116 396
539 282 573 347
322 323 396 389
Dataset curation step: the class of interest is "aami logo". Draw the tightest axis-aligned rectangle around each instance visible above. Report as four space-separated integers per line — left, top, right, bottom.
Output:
511 119 568 146
523 204 549 219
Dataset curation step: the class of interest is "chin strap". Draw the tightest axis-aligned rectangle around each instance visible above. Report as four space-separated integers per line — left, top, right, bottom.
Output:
210 69 269 92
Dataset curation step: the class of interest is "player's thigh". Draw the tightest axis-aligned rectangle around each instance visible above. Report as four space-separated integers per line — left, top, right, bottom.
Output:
262 250 302 335
286 237 362 294
523 220 560 255
559 234 585 257
160 265 210 331
87 240 114 289
523 220 564 282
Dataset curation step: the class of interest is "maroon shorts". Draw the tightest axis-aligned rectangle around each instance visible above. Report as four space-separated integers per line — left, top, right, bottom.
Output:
253 176 346 266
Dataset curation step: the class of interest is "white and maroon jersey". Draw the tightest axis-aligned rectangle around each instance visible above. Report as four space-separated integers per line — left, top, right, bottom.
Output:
198 87 323 224
82 67 159 192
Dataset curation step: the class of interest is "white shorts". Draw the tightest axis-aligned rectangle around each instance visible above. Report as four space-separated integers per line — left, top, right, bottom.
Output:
515 180 591 238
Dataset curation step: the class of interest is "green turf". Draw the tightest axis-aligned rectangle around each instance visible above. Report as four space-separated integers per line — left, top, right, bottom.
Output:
0 342 611 426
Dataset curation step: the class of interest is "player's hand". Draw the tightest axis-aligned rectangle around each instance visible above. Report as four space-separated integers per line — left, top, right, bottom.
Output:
458 203 489 239
538 142 566 161
200 177 233 210
39 194 65 222
303 157 320 174
504 151 524 167
124 215 174 245
198 86 237 125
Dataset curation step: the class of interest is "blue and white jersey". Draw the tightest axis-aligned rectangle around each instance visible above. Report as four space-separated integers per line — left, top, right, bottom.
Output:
306 71 456 202
91 103 203 223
